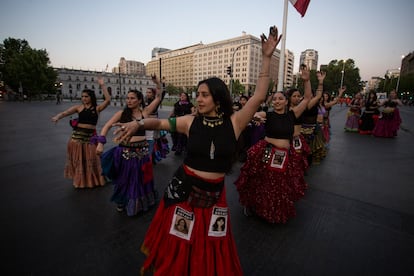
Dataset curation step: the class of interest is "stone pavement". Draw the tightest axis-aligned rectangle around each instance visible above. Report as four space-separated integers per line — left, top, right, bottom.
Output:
1 100 413 275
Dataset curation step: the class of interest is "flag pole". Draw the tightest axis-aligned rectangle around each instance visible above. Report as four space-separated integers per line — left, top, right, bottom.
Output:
277 0 289 91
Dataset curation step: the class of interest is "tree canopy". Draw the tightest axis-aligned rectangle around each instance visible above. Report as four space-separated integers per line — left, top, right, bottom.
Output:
0 38 57 98
296 59 363 97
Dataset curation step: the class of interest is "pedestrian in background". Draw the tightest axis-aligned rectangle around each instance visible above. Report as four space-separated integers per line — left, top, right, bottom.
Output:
170 92 195 155
51 76 111 188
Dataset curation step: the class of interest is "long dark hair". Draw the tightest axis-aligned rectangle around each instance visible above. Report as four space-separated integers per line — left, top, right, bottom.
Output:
197 77 233 118
120 89 144 122
366 91 377 106
285 88 299 107
82 89 97 107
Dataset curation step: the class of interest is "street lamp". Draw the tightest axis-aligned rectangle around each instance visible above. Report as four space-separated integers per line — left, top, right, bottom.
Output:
229 44 246 98
395 55 404 93
396 67 401 93
229 42 257 98
340 59 346 89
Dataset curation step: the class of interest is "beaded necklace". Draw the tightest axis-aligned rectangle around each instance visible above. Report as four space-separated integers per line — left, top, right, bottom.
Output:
202 116 224 128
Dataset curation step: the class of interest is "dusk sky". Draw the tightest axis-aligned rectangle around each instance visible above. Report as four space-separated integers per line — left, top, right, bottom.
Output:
1 0 413 81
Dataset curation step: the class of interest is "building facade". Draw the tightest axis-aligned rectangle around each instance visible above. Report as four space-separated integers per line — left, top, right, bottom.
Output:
367 76 382 92
299 49 318 71
401 51 414 76
283 49 295 88
55 68 155 101
118 57 146 75
146 33 281 94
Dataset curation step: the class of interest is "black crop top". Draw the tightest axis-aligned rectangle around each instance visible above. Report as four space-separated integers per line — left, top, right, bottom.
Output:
384 100 398 108
264 110 295 140
300 105 318 124
184 116 237 173
78 106 98 125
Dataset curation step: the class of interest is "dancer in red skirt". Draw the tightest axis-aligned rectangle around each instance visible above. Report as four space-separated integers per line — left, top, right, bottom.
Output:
235 65 313 224
114 26 282 276
373 89 403 137
286 86 311 201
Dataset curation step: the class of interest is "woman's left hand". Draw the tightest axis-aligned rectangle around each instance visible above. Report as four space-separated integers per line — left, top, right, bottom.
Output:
261 25 282 58
151 74 161 86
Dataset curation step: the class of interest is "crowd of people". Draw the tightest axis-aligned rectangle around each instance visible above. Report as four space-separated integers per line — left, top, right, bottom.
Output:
50 23 405 275
344 89 403 137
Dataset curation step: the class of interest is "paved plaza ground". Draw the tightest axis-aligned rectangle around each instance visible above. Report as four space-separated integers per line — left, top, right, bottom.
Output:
1 100 414 275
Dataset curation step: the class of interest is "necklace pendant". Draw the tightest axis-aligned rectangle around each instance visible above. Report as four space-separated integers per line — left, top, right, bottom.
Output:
210 141 215 160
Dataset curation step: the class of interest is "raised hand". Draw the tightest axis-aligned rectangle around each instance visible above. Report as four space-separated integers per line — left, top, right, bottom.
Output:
316 71 326 83
300 65 310 81
261 25 282 58
97 76 105 86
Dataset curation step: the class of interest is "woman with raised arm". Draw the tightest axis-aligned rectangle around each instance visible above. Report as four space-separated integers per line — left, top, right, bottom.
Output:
96 75 162 216
113 26 281 276
320 86 346 142
300 71 326 165
235 65 312 224
285 67 312 201
51 76 110 188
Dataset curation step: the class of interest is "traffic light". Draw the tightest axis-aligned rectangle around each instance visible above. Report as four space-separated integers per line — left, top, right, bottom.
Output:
226 66 232 76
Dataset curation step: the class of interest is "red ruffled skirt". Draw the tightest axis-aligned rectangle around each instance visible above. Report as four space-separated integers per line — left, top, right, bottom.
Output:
290 135 310 201
235 140 296 224
141 185 242 275
372 108 402 138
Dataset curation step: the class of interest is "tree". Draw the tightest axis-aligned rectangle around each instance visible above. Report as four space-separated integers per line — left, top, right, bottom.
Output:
297 59 363 97
231 79 245 95
0 38 57 98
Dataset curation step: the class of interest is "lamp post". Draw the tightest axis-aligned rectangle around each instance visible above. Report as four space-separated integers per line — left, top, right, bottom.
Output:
340 59 346 89
118 69 122 106
395 55 404 93
229 42 257 98
396 67 401 93
229 44 245 98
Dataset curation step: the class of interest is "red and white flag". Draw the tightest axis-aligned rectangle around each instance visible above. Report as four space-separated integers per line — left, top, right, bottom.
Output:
289 0 310 17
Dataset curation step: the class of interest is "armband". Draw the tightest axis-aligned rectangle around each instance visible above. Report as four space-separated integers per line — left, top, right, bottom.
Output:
168 117 176 132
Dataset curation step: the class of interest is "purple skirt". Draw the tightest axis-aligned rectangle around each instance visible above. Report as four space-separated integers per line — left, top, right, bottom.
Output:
103 143 156 216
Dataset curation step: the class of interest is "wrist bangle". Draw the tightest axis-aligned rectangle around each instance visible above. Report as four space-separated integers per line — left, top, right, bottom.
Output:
90 135 106 144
